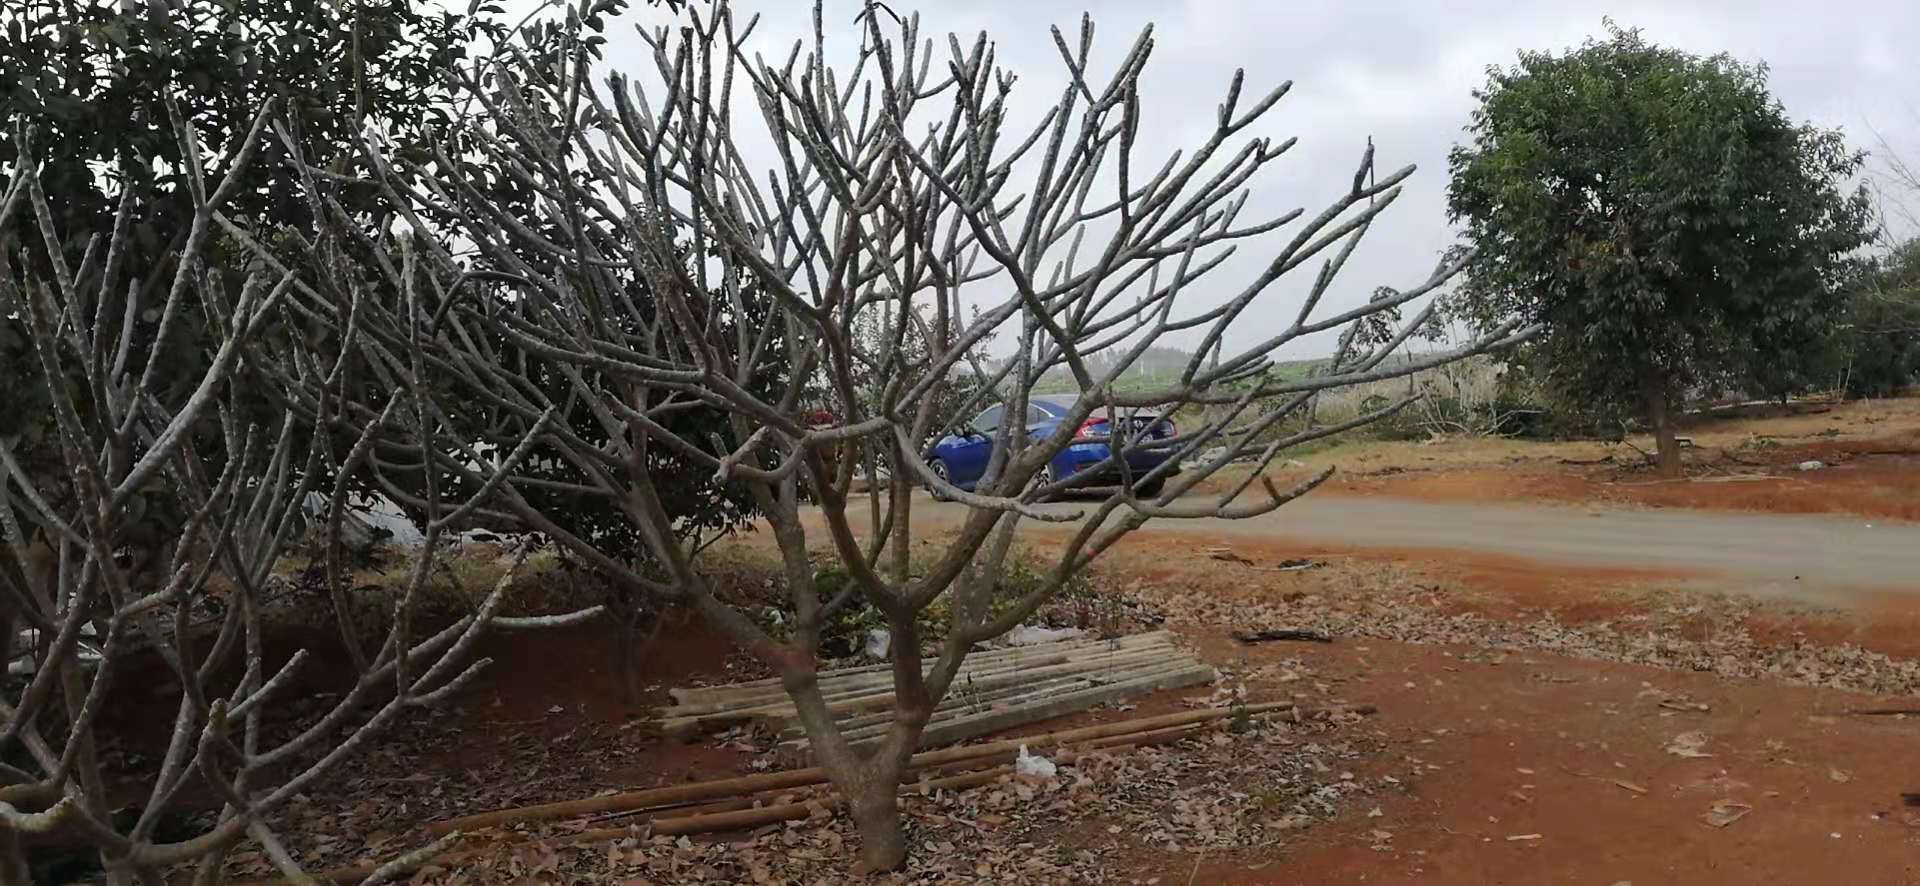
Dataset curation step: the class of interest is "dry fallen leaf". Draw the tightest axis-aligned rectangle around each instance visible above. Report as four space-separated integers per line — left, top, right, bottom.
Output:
1665 731 1713 758
1659 698 1710 713
1613 780 1649 795
1703 799 1752 828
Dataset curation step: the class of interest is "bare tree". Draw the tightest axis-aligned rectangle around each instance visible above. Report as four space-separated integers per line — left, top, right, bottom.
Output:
236 2 1533 870
0 104 597 883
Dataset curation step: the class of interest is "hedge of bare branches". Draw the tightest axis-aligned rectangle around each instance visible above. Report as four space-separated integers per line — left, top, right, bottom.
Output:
5 0 1534 876
209 2 1530 870
0 104 598 884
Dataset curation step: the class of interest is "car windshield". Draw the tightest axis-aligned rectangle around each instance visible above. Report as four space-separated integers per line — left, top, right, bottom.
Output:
970 404 1004 432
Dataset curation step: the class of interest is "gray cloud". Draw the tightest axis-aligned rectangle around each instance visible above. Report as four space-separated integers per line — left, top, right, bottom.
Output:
506 0 1920 356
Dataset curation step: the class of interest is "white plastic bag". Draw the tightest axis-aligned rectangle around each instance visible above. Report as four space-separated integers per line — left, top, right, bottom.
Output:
863 628 891 659
1014 744 1057 779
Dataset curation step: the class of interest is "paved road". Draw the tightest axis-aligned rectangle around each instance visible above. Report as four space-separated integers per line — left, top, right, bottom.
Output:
911 494 1920 597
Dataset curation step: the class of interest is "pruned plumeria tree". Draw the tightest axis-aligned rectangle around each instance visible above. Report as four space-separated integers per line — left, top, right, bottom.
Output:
245 2 1532 870
0 105 597 884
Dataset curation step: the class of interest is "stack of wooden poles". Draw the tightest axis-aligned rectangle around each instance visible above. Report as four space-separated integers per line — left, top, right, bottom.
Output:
655 630 1215 754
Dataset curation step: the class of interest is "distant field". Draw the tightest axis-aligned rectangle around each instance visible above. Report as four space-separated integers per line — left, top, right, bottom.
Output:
1029 355 1329 396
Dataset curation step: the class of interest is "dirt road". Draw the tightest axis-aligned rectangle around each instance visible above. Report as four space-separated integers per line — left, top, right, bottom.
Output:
913 495 1920 597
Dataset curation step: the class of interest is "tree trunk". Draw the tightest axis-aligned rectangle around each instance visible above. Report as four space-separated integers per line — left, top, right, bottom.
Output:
0 826 30 886
843 610 931 873
1637 365 1682 478
845 771 908 872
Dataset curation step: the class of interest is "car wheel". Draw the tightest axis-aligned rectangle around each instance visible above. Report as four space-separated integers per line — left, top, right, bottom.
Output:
1030 463 1058 500
927 459 954 501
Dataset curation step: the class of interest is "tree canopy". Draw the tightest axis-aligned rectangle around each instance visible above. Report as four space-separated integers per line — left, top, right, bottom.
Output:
0 0 759 565
0 0 508 454
1446 24 1873 473
1840 238 1920 397
0 0 504 233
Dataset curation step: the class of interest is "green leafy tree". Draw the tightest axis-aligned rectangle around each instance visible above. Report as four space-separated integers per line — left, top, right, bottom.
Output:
1447 24 1873 474
1838 239 1920 396
1 0 504 234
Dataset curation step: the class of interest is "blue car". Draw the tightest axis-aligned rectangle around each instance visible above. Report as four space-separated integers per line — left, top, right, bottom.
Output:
926 394 1179 499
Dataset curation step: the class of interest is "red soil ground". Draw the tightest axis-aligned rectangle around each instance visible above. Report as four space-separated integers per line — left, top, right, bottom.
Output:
1310 401 1920 523
92 534 1920 884
83 396 1920 882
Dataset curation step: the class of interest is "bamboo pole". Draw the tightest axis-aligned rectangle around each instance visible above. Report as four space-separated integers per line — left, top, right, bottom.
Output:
769 649 1183 740
803 662 1218 755
663 633 1174 716
658 649 1102 732
907 723 1206 780
430 700 1356 837
794 643 1175 719
326 722 1220 883
658 650 1085 718
824 659 1209 746
658 643 1181 739
797 671 1108 740
664 631 1174 706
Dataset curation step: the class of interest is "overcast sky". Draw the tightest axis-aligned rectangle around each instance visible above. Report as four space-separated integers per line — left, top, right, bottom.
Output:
519 0 1920 358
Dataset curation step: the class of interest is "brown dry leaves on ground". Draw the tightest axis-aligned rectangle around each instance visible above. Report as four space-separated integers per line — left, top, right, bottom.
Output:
204 713 656 879
200 691 1392 884
1128 558 1920 699
537 716 1387 885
